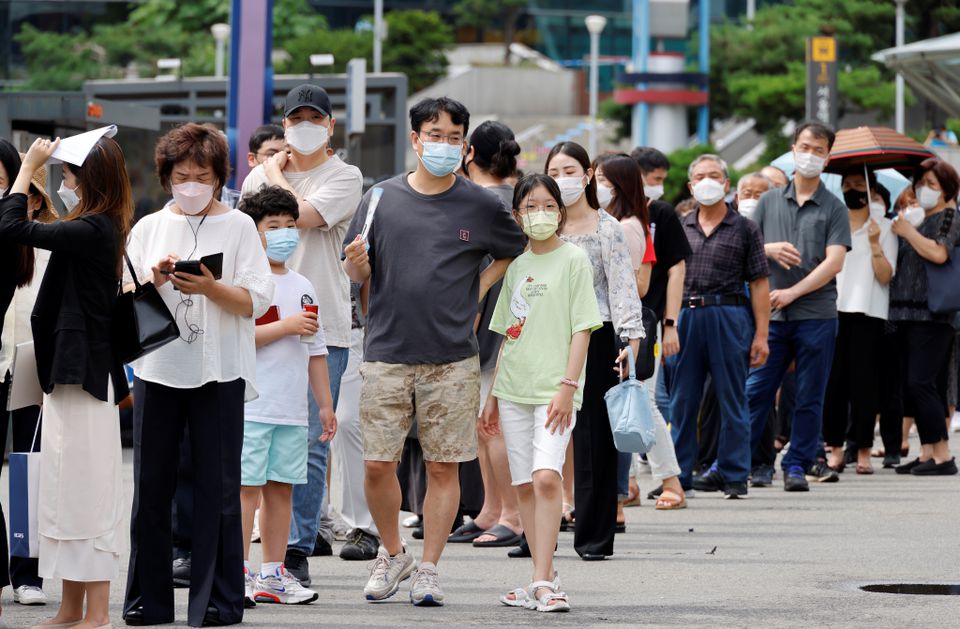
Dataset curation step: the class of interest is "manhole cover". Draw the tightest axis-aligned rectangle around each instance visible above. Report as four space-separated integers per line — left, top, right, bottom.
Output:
860 584 960 595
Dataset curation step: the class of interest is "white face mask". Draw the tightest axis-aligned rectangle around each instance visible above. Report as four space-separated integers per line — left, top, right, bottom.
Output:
794 151 826 178
692 178 726 206
555 176 585 207
172 181 215 216
903 204 925 227
643 184 664 202
57 181 80 211
596 184 614 209
868 201 886 220
285 120 329 155
738 198 759 219
917 185 942 210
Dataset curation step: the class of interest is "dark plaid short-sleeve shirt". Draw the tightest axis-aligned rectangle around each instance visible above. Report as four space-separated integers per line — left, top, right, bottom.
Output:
681 204 769 299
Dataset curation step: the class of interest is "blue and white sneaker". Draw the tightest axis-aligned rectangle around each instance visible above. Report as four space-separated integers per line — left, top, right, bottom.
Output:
409 561 444 606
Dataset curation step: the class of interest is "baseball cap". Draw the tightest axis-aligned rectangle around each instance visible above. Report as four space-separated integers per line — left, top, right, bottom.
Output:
284 84 332 118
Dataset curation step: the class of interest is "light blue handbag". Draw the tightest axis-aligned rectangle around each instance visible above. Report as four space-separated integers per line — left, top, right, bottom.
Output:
604 346 657 454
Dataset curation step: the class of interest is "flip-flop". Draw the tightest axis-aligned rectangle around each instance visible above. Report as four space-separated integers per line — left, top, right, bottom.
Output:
655 488 687 510
472 524 523 547
447 520 486 543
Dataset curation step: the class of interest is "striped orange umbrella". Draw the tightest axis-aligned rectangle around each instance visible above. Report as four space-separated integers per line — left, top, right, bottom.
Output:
825 126 935 174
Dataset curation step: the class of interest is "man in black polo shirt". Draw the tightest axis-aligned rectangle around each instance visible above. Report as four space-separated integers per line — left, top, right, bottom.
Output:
665 154 770 499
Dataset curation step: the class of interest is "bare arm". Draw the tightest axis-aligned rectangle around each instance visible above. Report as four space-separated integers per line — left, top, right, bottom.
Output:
748 277 771 368
263 153 329 229
308 355 337 442
546 329 592 435
343 236 372 283
870 242 894 285
479 258 512 302
661 260 685 358
770 245 847 310
170 265 254 317
894 218 950 264
254 311 319 348
635 263 652 298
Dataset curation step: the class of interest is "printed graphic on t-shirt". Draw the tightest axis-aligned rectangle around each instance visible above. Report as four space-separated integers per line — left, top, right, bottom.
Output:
506 275 548 340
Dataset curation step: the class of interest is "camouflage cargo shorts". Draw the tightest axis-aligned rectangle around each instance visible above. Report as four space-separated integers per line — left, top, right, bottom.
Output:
359 355 480 463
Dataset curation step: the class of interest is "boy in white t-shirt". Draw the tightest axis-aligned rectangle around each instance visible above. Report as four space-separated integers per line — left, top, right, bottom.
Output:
239 186 338 606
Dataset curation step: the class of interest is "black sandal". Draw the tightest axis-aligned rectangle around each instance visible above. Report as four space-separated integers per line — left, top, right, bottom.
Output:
447 520 485 543
473 524 522 547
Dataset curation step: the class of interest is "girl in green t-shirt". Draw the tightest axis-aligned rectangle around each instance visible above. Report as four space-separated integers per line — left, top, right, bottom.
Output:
481 174 602 612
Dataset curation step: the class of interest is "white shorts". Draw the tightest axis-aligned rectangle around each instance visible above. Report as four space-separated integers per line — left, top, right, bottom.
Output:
498 400 575 486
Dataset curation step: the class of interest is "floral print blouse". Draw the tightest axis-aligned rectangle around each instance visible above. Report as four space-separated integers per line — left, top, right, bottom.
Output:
560 209 645 340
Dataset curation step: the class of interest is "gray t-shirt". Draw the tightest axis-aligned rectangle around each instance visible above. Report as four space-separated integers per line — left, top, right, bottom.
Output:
754 181 852 321
344 174 525 364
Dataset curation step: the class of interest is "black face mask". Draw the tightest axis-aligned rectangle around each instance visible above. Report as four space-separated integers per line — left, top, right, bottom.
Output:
843 189 868 210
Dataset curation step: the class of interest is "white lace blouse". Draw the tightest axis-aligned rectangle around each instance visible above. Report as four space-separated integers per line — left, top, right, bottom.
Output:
561 209 645 340
124 205 274 400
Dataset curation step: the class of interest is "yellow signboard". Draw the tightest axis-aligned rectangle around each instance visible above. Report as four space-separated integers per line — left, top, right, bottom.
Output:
811 37 836 63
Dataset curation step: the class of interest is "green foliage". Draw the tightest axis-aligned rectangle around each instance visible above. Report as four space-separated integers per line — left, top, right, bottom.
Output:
453 0 525 28
598 99 632 142
380 11 454 91
702 0 927 135
280 10 452 92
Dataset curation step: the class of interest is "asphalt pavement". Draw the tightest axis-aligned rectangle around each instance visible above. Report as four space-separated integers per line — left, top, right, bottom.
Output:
3 433 959 628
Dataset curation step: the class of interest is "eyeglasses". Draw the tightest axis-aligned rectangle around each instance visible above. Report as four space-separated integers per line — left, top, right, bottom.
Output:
419 132 465 146
256 149 280 159
520 203 560 213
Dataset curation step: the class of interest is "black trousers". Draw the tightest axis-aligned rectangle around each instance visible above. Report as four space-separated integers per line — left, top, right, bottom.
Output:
173 427 194 560
898 321 954 445
877 323 906 455
124 378 245 627
0 378 44 590
823 313 884 448
573 322 618 557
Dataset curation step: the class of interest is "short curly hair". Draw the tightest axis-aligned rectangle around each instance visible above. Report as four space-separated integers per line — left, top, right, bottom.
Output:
155 123 230 193
239 184 300 226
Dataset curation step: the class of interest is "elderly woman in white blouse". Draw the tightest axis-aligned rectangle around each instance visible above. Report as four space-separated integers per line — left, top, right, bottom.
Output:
823 169 896 475
122 123 273 628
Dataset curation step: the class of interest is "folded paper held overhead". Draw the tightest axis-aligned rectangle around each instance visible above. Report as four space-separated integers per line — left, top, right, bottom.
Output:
50 125 118 167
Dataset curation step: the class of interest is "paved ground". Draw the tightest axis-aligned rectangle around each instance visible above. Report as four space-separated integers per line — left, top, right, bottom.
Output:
3 433 959 628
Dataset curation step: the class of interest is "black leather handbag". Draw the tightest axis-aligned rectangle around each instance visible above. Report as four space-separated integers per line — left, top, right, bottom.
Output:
113 253 179 363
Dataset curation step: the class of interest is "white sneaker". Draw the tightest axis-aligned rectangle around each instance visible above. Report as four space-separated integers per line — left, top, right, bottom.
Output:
244 568 257 608
364 544 416 601
254 567 319 605
409 561 444 606
401 514 420 528
951 411 960 433
13 585 47 605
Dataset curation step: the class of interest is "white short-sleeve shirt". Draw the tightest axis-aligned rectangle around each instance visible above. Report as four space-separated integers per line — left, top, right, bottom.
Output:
124 206 274 401
836 216 898 320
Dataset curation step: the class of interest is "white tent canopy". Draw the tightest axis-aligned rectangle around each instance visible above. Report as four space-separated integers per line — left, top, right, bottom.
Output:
873 33 960 118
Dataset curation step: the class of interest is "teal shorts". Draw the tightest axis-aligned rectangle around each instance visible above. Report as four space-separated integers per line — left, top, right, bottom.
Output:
240 421 309 486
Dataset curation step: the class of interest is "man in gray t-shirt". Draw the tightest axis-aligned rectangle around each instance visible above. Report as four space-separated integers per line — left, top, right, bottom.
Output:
745 122 851 492
342 96 523 604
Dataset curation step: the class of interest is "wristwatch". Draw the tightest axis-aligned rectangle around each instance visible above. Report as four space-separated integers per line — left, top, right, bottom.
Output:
663 318 676 328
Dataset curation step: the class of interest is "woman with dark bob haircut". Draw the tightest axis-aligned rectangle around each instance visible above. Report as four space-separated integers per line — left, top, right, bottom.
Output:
889 157 960 476
122 123 274 627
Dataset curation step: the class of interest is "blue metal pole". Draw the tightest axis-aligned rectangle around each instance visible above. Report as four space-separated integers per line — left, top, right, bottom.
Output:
631 0 650 148
697 0 710 146
226 0 242 188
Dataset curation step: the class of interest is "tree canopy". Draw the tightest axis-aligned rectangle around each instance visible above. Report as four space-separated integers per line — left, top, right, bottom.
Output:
11 0 452 93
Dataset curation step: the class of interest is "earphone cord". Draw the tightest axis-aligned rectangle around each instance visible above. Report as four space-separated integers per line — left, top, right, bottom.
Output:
176 213 208 344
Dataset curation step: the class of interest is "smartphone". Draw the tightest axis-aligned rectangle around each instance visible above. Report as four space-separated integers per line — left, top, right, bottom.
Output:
162 253 224 279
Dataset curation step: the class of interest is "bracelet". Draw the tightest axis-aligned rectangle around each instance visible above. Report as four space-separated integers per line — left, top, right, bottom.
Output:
872 253 884 259
559 377 579 389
